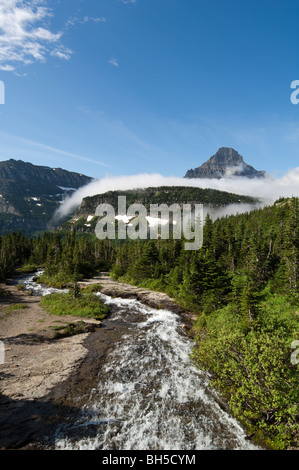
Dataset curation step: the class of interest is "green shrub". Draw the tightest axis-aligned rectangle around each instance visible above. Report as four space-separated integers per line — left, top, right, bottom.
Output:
40 291 109 320
0 287 11 297
191 295 299 449
37 271 78 289
256 293 299 338
52 322 87 339
16 283 26 291
82 283 103 293
16 264 39 273
4 303 28 313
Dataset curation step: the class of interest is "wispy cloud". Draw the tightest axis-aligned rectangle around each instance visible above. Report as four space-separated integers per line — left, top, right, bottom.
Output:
0 132 112 168
55 167 299 220
65 16 107 28
22 139 112 168
108 57 119 68
0 0 72 72
0 64 15 72
50 47 72 60
76 106 154 153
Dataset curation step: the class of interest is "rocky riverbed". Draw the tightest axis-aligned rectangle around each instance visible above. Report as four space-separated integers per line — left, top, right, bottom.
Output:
0 273 195 449
80 273 196 330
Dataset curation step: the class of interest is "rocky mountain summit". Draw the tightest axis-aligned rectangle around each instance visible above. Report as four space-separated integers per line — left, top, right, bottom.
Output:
184 147 266 179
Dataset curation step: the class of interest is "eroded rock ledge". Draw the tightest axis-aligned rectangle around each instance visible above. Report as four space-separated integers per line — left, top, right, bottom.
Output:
80 272 196 331
0 273 197 449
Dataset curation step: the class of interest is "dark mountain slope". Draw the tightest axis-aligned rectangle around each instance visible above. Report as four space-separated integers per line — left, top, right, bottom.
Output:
0 159 93 235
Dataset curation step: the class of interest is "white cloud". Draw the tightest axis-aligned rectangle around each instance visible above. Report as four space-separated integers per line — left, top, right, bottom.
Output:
92 17 107 23
108 57 119 68
0 64 15 71
65 16 107 28
54 167 299 221
50 47 72 60
0 0 72 71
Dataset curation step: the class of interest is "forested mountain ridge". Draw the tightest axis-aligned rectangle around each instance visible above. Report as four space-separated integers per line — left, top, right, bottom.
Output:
0 158 262 236
0 159 93 236
64 186 259 233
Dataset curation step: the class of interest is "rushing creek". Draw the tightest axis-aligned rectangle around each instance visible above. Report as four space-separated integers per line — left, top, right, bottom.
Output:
16 272 259 451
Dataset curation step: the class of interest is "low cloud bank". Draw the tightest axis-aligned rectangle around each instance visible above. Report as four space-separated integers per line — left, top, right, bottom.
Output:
53 167 299 222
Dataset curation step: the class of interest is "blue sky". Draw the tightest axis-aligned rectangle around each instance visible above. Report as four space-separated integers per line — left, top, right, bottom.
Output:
0 0 299 180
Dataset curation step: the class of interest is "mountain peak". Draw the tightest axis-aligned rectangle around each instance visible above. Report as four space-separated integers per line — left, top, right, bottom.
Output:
212 147 243 163
184 147 266 179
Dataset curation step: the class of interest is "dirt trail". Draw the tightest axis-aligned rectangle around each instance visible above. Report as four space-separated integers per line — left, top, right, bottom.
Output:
0 283 96 402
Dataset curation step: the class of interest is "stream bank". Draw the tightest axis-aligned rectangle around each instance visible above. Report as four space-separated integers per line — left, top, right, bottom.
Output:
0 272 258 450
79 272 196 331
0 272 195 449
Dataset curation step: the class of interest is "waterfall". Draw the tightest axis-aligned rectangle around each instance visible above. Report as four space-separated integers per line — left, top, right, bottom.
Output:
52 294 258 450
19 274 260 450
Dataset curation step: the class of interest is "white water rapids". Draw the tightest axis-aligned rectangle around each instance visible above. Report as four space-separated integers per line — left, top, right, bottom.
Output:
19 274 260 451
